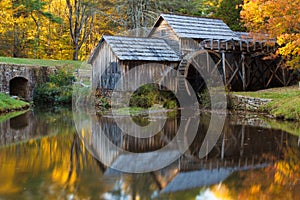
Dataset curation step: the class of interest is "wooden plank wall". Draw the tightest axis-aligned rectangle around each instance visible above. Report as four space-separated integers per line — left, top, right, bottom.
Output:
181 38 202 55
91 41 121 89
113 61 179 92
149 20 181 55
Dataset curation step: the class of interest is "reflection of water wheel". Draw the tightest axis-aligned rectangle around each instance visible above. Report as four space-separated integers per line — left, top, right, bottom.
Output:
177 50 225 94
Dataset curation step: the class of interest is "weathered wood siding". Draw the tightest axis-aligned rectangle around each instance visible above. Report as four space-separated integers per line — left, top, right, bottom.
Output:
91 43 179 91
181 38 202 55
117 61 179 92
149 19 181 55
91 41 122 89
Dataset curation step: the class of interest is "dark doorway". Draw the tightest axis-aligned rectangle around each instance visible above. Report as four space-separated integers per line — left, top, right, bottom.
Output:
9 77 29 100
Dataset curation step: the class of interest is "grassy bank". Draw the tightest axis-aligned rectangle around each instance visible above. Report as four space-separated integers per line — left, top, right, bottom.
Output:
0 93 30 113
0 56 82 68
234 86 300 120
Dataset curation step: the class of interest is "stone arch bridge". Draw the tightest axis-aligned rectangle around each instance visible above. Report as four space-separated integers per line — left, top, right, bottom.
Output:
0 63 55 101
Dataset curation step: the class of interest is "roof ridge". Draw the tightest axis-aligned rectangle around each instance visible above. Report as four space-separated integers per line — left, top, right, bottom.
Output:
103 35 166 41
161 13 224 22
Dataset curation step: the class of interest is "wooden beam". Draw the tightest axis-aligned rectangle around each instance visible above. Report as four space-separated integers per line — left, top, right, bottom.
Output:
282 68 286 86
227 67 240 85
241 54 246 90
222 52 227 85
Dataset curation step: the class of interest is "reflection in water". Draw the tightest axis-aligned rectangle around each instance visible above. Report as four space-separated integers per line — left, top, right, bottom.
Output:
9 112 29 130
0 108 300 199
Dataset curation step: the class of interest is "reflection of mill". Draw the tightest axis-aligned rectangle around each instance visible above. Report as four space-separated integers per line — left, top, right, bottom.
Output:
76 113 293 193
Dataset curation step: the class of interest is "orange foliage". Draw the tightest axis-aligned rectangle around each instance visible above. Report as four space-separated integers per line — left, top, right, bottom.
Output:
241 0 300 68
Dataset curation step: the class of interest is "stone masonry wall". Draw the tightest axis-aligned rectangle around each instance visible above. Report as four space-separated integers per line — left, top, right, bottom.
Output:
0 63 55 101
228 94 273 111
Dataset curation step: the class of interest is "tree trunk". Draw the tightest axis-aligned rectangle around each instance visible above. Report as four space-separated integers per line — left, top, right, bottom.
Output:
73 45 79 60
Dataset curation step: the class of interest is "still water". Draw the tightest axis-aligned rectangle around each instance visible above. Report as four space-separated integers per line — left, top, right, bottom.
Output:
0 107 300 200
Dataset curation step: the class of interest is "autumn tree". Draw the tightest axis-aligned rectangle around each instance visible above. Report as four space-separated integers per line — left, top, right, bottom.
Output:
241 0 300 68
0 0 14 57
14 0 62 58
65 0 97 60
0 0 65 58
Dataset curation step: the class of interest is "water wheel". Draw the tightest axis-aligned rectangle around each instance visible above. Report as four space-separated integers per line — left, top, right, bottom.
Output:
177 50 224 95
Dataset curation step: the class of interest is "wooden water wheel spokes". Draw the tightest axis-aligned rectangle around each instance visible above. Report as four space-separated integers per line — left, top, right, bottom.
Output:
177 50 226 93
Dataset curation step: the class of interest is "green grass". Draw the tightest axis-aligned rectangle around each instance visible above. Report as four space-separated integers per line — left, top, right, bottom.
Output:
233 86 300 120
0 93 30 113
0 56 83 68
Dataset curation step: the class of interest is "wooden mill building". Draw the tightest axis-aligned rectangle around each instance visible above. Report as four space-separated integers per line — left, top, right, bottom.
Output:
89 35 180 91
89 14 297 94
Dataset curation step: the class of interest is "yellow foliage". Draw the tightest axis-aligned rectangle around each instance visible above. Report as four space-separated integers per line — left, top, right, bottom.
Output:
0 0 119 60
250 184 261 194
241 0 300 68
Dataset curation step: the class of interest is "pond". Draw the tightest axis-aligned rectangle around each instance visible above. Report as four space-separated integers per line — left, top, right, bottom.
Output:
0 107 300 199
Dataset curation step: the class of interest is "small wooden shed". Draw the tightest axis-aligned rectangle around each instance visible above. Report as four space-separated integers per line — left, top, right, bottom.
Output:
89 35 181 91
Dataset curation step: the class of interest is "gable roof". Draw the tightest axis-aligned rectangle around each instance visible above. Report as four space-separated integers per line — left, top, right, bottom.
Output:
151 14 239 41
101 35 181 62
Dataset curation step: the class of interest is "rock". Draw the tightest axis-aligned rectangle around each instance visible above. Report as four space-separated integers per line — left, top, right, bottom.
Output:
228 94 272 112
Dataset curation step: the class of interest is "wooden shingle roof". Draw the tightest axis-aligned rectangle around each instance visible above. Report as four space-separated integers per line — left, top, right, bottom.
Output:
154 14 239 40
103 35 181 61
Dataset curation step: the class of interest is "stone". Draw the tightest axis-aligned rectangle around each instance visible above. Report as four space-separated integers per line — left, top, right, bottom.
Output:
228 94 272 112
0 63 55 101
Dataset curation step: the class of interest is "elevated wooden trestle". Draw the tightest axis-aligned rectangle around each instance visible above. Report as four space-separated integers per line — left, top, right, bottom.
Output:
179 37 298 91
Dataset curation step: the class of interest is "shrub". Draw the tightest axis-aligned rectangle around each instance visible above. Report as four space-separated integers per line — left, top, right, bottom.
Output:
198 88 211 109
129 84 178 109
163 100 178 109
34 68 75 105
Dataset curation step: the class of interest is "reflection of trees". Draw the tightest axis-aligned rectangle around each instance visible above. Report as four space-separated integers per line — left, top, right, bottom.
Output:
274 137 300 186
107 173 158 200
0 131 110 199
220 133 300 199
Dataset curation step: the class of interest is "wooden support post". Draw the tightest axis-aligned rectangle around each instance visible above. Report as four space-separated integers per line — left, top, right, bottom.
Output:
221 132 225 160
240 125 245 157
239 41 242 51
232 40 235 51
222 52 227 85
246 42 249 52
207 51 210 72
282 68 287 86
242 54 246 90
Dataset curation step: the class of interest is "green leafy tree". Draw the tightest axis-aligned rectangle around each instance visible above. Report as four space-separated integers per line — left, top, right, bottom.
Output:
34 68 76 104
215 0 245 31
